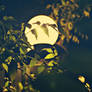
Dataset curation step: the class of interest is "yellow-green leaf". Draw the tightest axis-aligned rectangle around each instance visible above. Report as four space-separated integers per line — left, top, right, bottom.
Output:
2 63 8 72
42 48 53 53
5 81 9 87
54 49 58 56
29 58 38 67
3 88 8 92
45 54 55 59
21 23 25 31
37 66 45 73
18 82 23 91
85 83 90 88
47 60 54 66
61 0 65 5
5 56 12 64
20 48 25 54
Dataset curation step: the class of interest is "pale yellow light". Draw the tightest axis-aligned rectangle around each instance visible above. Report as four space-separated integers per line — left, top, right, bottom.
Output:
25 15 59 46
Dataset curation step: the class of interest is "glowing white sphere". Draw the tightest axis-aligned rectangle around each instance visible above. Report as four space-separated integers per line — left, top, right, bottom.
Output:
25 15 59 45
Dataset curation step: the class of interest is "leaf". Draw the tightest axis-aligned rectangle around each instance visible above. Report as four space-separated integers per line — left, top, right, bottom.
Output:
47 60 58 67
9 35 16 42
37 65 45 73
21 23 25 31
5 81 9 87
0 5 5 11
31 29 38 39
78 76 85 83
46 4 51 9
54 49 58 56
3 16 8 21
5 56 12 64
85 83 91 92
45 54 55 59
30 73 35 79
20 47 25 54
10 71 16 81
10 86 16 90
3 88 8 92
47 60 54 67
68 22 73 30
85 83 90 88
61 0 65 6
25 23 32 29
41 24 49 36
58 69 63 73
2 63 8 72
12 36 16 42
8 16 15 20
29 58 38 67
48 24 58 31
33 21 41 25
18 82 23 91
42 48 53 53
3 16 15 21
53 7 58 16
83 10 90 17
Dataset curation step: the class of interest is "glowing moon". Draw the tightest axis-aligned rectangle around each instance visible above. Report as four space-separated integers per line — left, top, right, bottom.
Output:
25 15 59 45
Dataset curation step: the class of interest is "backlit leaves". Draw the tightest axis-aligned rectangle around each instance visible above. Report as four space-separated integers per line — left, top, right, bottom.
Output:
78 76 91 92
46 0 91 45
43 47 58 59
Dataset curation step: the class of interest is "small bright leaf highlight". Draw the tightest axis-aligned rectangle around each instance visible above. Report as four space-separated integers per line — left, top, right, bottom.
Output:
78 76 85 83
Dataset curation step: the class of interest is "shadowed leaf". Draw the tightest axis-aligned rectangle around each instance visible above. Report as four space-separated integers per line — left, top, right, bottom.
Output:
31 29 38 39
25 23 32 29
41 24 49 36
49 24 58 31
33 21 41 25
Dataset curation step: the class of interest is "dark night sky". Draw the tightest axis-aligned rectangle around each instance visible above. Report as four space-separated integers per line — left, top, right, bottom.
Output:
0 0 92 92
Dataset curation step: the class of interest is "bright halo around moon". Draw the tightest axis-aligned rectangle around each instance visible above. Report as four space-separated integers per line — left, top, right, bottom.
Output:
25 15 59 45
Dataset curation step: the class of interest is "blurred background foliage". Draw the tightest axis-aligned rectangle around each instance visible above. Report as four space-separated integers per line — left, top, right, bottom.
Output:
0 0 92 92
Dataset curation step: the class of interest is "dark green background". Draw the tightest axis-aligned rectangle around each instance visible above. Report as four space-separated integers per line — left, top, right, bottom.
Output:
1 0 92 92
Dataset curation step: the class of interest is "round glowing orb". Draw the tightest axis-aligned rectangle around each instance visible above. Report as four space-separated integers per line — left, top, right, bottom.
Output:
25 15 59 45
